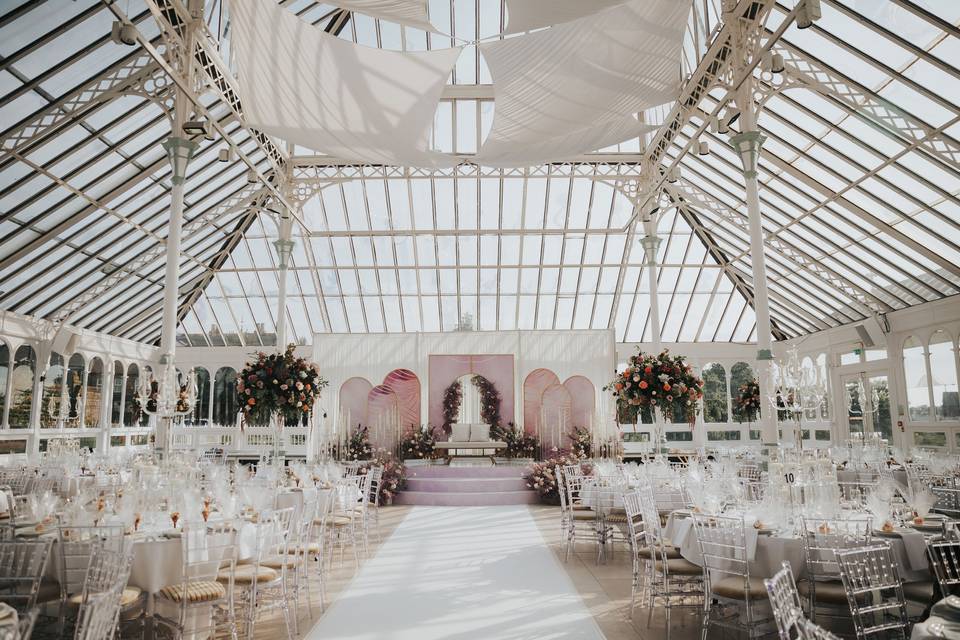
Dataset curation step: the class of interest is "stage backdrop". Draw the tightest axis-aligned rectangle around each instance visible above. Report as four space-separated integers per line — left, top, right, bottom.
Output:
428 354 514 429
312 330 615 445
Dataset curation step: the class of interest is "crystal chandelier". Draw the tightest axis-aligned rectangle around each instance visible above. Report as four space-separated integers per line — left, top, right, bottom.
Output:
765 346 828 423
137 360 198 419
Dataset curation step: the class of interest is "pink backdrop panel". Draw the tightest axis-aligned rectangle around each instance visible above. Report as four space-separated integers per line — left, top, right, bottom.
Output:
564 375 596 430
541 383 572 451
522 368 560 436
383 368 420 430
339 377 372 433
428 355 514 429
367 384 399 450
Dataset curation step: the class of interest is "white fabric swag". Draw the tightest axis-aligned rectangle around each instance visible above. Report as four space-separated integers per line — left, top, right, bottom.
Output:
323 0 438 34
228 0 461 167
475 0 690 167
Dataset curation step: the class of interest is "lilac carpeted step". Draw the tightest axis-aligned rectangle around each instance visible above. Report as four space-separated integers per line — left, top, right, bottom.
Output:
404 465 530 479
394 490 540 506
405 476 530 493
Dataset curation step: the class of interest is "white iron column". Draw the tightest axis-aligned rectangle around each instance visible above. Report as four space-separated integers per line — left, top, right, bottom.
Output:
730 90 776 445
159 138 197 360
273 215 295 349
641 217 662 350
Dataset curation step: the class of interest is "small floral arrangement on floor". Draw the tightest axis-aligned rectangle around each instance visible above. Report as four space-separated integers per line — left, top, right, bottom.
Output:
400 425 436 460
568 425 591 459
605 348 703 426
236 344 328 426
734 379 761 424
360 449 405 505
526 453 580 505
493 422 539 459
347 425 373 461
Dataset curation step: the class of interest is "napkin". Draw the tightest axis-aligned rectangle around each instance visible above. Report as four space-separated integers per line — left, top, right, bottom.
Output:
931 596 960 623
0 602 18 629
899 529 931 571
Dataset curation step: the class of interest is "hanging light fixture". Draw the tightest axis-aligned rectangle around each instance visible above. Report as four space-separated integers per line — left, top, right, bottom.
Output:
137 362 199 420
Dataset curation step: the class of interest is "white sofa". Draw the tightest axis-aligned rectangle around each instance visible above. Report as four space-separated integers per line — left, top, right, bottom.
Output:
435 423 505 461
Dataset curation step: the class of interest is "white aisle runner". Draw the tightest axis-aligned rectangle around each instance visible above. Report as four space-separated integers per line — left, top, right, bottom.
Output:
304 506 606 640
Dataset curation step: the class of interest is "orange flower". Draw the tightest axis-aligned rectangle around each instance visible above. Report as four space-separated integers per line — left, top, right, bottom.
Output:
614 382 623 391
247 398 256 406
663 383 671 391
639 381 648 389
644 366 652 374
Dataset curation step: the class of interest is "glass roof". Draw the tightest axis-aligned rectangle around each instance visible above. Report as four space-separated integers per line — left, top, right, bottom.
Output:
0 0 957 347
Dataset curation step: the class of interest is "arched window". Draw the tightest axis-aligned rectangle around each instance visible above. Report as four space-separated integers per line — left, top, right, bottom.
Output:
9 346 36 429
730 362 757 424
930 331 959 420
66 353 85 426
111 361 124 427
701 363 728 423
213 367 238 426
124 364 140 427
84 358 103 428
41 352 65 428
192 367 211 425
903 336 929 421
0 342 8 428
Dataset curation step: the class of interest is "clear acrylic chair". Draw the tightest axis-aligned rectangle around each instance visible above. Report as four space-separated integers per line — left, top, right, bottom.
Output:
835 544 910 640
798 515 873 622
621 490 648 614
0 539 54 612
72 545 133 640
325 476 364 567
691 513 770 640
154 519 239 640
798 618 843 640
365 465 384 542
927 539 960 598
932 487 960 519
764 561 805 640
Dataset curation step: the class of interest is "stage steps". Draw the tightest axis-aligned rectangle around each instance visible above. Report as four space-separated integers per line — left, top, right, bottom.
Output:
395 464 538 506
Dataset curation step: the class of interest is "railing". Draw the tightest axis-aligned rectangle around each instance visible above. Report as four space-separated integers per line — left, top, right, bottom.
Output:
168 424 310 458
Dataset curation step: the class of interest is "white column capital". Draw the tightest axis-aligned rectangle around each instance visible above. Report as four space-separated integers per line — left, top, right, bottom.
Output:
273 238 296 269
639 235 661 265
162 137 199 185
729 130 766 178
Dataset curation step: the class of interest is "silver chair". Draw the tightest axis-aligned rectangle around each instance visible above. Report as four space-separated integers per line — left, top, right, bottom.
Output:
835 544 910 640
154 519 239 640
927 539 960 598
932 487 960 519
764 561 804 640
0 539 55 612
691 513 769 640
72 545 134 640
798 618 843 640
798 515 873 622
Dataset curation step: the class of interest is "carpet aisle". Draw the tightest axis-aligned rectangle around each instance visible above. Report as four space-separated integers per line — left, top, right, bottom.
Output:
304 506 606 640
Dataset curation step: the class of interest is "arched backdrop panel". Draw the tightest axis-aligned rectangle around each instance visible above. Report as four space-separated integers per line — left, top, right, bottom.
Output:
383 368 420 429
339 377 372 433
541 383 572 451
367 384 399 451
564 375 596 430
523 368 560 436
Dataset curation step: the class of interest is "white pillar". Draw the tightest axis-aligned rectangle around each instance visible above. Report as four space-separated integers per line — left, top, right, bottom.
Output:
641 218 662 350
731 88 776 446
273 215 295 350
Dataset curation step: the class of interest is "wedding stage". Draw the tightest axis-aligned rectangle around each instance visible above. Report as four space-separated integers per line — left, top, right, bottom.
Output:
303 506 605 640
396 465 538 506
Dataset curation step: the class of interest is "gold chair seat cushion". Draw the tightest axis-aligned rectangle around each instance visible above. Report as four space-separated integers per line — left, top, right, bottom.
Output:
655 558 703 576
572 505 592 511
605 514 629 524
329 515 354 526
572 511 596 521
261 556 298 570
68 586 141 608
711 576 768 600
219 564 278 585
158 581 225 603
637 544 682 560
902 581 935 604
295 542 322 555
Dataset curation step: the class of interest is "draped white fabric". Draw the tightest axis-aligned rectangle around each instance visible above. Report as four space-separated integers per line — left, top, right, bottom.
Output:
324 0 437 33
475 0 689 167
503 0 627 34
229 0 461 166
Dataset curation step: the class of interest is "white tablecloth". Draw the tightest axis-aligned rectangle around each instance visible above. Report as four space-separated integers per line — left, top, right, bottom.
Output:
664 511 931 582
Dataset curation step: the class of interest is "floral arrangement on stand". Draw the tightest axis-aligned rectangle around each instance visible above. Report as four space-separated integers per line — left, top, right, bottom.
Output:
568 426 592 459
400 425 436 460
526 452 580 504
734 379 761 424
361 449 405 505
492 422 540 459
346 425 373 461
472 375 501 428
441 380 463 433
235 344 328 427
604 348 704 427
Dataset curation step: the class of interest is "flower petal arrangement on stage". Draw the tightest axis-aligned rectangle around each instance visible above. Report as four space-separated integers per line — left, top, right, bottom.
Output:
235 344 328 427
605 348 704 426
400 425 436 460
